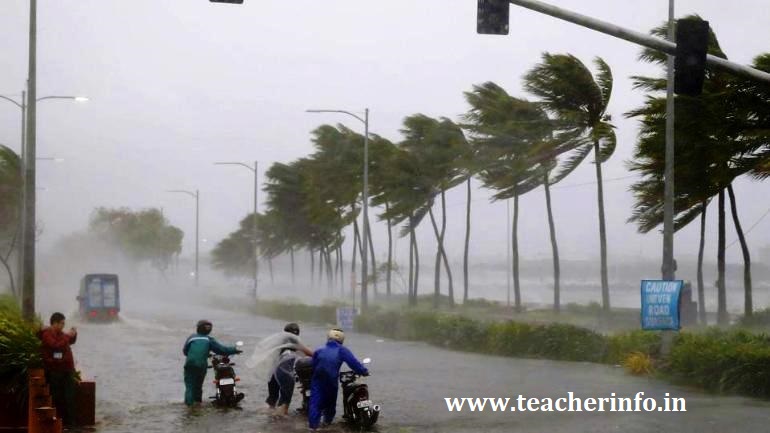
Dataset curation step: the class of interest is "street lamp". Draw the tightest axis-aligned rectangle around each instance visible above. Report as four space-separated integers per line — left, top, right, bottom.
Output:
215 161 259 298
1 90 87 315
306 108 370 310
167 189 200 286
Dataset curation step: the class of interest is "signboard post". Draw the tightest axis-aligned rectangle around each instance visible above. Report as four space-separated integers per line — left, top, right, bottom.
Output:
640 280 683 331
336 306 358 331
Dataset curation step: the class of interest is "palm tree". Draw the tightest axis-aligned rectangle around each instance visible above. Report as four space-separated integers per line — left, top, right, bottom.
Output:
523 53 616 311
399 114 470 308
0 145 21 297
627 18 770 322
463 83 554 311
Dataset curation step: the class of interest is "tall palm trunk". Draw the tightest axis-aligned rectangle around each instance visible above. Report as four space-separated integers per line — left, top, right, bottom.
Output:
408 216 415 305
430 207 442 309
717 189 728 325
727 184 752 317
413 217 420 305
386 202 393 297
697 201 707 325
593 142 610 311
544 172 561 313
268 256 274 286
337 245 344 297
290 246 295 285
310 248 315 289
366 222 377 296
352 221 360 303
463 178 471 303
440 190 454 304
512 191 521 312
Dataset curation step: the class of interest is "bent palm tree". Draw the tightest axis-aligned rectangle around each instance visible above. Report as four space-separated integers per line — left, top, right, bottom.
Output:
523 53 616 311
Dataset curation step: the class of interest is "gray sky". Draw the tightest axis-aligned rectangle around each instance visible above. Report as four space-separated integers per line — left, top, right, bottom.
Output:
1 0 769 269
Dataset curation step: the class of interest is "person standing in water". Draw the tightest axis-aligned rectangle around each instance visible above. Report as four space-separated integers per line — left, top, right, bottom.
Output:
182 320 241 407
265 322 313 417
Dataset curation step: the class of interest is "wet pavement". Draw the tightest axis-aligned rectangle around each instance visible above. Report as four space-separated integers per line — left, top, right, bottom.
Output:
59 286 770 433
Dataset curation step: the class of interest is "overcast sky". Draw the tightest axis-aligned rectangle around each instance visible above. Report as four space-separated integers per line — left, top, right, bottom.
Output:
1 0 769 270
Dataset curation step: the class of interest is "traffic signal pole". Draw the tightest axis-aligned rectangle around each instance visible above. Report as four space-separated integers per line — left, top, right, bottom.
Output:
505 0 770 84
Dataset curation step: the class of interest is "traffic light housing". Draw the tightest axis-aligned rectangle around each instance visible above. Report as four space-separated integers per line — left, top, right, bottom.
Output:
209 0 244 4
674 19 710 96
477 0 510 35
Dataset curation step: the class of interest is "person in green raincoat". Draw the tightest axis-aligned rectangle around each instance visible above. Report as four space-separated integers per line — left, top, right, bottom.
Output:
182 319 241 406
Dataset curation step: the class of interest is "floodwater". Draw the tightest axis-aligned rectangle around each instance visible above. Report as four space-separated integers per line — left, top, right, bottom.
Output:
59 286 770 433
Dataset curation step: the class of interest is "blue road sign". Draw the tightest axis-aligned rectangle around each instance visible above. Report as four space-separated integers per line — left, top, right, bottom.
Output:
336 307 358 331
641 280 683 330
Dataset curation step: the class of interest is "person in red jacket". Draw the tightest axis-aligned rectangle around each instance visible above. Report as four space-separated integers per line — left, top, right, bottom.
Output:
39 312 78 427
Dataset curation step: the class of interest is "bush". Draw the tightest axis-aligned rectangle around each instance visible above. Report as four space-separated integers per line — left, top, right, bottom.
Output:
623 352 653 375
252 300 340 325
605 330 661 365
668 329 770 398
0 295 42 397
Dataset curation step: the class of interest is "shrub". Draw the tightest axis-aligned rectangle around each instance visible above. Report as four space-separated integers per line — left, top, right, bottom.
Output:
605 330 661 365
623 352 653 375
737 308 770 328
0 295 42 398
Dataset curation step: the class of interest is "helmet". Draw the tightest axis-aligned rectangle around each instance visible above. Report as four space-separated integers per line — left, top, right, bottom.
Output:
284 322 300 336
196 320 212 335
327 328 345 344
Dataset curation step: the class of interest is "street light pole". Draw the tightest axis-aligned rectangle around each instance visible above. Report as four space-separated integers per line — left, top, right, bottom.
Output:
214 161 259 298
21 0 37 320
306 108 370 310
662 0 676 281
167 189 200 286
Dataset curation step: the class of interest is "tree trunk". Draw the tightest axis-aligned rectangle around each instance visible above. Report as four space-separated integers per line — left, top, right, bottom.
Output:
727 184 752 317
413 217 420 306
512 191 521 312
310 248 315 289
408 215 415 305
697 201 707 325
352 222 359 305
430 207 442 309
594 141 610 311
717 189 728 325
463 178 471 303
386 202 393 297
440 190 454 305
366 221 377 296
544 172 561 313
1 229 18 298
290 246 295 285
268 256 274 286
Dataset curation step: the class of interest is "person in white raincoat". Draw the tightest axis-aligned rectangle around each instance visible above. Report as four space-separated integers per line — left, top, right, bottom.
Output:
246 323 313 416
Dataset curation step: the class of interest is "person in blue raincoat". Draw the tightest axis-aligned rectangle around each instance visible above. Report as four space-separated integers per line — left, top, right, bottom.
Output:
182 319 241 406
308 328 369 431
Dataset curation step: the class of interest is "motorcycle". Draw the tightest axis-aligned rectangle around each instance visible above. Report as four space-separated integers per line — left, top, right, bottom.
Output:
294 356 314 414
295 357 380 429
209 341 245 407
340 358 380 429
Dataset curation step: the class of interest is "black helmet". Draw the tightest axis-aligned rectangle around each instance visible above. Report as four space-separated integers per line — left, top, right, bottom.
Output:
196 320 212 335
284 322 300 336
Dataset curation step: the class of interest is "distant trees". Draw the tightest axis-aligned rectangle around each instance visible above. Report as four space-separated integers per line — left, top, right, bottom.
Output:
89 207 183 274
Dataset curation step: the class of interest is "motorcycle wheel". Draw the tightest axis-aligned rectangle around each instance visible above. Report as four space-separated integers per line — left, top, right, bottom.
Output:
219 384 235 405
355 408 378 429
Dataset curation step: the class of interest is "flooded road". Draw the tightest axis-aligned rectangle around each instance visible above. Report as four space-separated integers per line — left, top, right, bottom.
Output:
62 288 770 433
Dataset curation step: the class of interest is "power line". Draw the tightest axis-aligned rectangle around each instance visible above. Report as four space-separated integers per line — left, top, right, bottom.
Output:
727 206 770 250
445 175 636 209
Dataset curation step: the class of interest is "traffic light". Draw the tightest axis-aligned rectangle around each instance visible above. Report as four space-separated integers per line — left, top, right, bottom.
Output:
209 0 244 4
674 19 710 96
477 0 510 35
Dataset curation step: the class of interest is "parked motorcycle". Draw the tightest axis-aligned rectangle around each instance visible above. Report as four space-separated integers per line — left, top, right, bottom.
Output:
209 341 245 407
340 358 380 428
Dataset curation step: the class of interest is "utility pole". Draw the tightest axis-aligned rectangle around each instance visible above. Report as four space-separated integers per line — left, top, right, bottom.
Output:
22 0 37 320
